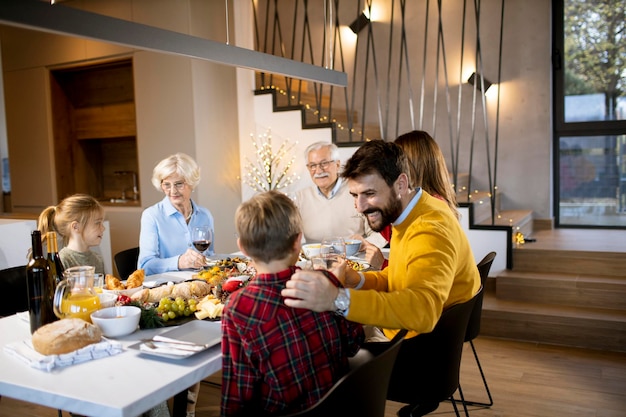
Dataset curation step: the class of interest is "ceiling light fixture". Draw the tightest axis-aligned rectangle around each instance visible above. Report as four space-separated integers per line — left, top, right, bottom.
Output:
1 0 347 87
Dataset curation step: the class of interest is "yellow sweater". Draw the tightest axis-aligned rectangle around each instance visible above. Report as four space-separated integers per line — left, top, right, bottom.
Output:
347 191 481 339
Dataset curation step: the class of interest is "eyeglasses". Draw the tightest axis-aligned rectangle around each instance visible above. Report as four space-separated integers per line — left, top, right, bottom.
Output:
306 160 336 171
161 181 186 192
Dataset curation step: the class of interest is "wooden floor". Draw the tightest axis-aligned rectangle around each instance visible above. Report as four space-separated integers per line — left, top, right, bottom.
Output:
2 336 625 417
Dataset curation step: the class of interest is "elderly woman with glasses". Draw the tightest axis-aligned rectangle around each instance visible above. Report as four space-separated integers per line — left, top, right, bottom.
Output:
138 152 215 275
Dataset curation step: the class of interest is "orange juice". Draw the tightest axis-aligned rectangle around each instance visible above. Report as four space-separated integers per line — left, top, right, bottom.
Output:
61 294 101 323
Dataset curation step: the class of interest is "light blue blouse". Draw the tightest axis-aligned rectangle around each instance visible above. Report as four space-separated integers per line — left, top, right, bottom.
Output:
138 196 215 275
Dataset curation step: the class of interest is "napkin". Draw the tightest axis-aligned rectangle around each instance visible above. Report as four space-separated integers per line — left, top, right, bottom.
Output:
152 335 207 348
4 338 124 372
138 342 199 358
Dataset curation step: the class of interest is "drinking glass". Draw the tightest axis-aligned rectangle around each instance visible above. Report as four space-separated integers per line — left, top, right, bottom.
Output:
319 237 346 270
192 226 212 254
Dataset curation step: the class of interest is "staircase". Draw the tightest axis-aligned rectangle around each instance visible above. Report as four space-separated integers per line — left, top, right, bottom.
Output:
481 241 626 353
455 172 534 241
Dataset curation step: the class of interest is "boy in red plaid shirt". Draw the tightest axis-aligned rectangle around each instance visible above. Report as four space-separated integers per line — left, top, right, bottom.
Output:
221 190 364 416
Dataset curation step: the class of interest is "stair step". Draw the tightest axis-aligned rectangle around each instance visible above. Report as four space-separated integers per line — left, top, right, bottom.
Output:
496 270 626 310
488 209 534 239
451 172 470 193
481 293 626 353
513 247 626 277
457 191 495 224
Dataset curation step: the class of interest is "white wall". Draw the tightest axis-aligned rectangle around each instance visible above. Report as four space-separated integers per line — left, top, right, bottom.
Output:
0 219 113 274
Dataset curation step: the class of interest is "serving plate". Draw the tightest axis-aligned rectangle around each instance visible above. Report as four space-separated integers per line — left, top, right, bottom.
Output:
102 280 143 296
143 273 192 288
129 320 222 360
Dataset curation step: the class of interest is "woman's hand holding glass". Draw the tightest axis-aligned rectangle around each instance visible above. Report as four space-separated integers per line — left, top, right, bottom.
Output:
178 226 211 270
178 248 207 270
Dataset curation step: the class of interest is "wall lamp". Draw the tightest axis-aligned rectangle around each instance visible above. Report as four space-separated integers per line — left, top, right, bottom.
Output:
349 12 370 34
467 72 492 93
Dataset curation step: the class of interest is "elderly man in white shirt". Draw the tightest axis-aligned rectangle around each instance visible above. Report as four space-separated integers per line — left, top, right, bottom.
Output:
294 142 385 250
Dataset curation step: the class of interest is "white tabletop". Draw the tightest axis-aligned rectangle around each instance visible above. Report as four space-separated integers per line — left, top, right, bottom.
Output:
0 311 222 417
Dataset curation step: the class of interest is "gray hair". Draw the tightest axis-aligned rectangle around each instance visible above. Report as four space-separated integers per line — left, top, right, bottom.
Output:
304 141 340 162
151 153 201 191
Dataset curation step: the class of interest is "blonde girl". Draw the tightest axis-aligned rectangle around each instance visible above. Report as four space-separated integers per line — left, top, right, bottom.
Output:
38 194 106 274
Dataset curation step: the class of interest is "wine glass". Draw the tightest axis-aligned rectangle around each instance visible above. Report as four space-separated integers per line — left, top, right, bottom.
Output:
192 226 212 255
319 237 346 270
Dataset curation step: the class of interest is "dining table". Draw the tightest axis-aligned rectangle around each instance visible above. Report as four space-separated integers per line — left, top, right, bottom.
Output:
0 270 221 417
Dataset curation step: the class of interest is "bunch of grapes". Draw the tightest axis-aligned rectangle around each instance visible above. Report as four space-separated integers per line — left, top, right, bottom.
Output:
155 297 198 322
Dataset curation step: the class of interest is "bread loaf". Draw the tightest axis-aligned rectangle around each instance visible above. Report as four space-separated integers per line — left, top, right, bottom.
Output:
32 318 102 355
131 280 212 303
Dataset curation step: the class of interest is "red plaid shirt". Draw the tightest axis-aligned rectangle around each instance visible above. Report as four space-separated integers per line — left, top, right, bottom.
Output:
221 266 364 416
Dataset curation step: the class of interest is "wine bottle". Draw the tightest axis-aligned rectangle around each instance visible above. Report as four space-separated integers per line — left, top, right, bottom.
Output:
26 230 57 333
46 231 64 285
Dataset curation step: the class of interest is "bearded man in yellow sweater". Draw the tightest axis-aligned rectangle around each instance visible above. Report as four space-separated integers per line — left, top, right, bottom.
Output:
282 139 481 339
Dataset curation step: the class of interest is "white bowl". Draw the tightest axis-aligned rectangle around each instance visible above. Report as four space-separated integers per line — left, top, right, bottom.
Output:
98 292 117 309
302 243 321 259
344 239 362 257
91 306 141 338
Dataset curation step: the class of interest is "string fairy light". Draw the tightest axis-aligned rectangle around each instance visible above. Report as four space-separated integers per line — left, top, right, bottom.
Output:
243 130 299 192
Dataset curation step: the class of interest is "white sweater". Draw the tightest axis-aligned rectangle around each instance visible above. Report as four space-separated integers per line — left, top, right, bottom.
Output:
294 180 373 243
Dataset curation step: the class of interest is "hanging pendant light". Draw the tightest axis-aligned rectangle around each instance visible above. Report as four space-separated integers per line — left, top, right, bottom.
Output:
0 0 347 87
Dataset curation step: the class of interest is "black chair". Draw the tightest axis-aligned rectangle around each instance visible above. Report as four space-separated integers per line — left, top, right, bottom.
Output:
462 252 497 407
386 290 481 417
280 329 408 417
0 265 29 317
114 247 140 279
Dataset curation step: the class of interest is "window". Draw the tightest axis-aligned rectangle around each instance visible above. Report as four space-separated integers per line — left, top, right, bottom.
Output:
553 0 626 228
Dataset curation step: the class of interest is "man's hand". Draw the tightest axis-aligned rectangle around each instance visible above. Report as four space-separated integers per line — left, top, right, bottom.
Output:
355 237 386 270
282 270 339 312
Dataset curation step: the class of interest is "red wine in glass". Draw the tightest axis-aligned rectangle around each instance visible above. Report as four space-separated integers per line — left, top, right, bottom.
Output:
193 240 211 252
192 226 212 253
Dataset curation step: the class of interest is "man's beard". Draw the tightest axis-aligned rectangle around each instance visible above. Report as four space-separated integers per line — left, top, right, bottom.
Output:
362 195 403 232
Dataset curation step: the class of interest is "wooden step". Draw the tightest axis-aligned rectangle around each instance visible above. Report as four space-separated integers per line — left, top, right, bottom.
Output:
481 292 626 353
487 209 534 239
513 247 626 277
496 270 626 311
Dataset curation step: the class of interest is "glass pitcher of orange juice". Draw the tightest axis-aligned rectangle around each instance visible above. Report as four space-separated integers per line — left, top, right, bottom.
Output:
53 266 101 323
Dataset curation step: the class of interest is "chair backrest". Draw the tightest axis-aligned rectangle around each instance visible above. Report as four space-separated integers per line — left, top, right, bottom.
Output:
280 329 408 417
386 290 480 405
114 247 140 279
466 251 496 342
0 265 29 317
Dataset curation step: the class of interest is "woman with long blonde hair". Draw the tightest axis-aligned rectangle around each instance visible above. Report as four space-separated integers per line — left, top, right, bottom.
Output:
395 130 459 219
